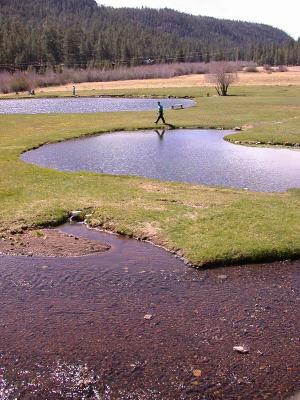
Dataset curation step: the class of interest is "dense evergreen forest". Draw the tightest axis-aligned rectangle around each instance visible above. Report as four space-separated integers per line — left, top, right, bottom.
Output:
0 0 299 70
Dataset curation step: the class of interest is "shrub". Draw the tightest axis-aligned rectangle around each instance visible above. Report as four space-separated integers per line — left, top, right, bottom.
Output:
9 73 31 93
206 62 238 96
277 65 289 72
0 81 10 94
263 64 272 71
0 71 11 94
243 63 258 72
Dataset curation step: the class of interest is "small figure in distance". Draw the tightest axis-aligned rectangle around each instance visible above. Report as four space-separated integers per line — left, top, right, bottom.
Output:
72 85 76 96
155 101 166 124
30 89 35 96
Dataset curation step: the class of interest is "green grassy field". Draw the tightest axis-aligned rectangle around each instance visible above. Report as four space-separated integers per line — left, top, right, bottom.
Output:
0 86 299 266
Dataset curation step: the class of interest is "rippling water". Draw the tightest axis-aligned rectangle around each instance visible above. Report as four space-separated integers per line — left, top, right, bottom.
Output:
1 222 299 398
22 129 300 192
0 97 195 114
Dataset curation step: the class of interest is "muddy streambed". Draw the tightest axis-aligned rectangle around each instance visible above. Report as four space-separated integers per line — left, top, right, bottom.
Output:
22 129 300 192
0 97 195 114
0 223 299 399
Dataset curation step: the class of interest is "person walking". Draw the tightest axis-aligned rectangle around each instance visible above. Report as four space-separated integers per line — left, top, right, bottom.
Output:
155 101 166 124
72 85 76 96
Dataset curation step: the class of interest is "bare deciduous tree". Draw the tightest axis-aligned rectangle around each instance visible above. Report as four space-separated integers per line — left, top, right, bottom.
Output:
206 62 238 96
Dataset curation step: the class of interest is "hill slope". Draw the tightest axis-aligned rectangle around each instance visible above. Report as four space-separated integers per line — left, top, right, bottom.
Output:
0 0 297 68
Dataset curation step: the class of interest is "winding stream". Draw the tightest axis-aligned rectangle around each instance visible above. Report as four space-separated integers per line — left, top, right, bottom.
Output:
0 223 299 398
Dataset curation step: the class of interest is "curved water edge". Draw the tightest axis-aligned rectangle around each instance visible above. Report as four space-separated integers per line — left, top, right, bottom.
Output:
0 96 195 114
22 128 300 192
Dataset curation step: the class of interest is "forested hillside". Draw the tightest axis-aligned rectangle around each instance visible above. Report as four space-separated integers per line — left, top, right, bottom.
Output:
0 0 299 70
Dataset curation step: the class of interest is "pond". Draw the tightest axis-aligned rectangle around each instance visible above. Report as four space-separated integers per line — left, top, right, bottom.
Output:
0 97 195 114
22 129 300 192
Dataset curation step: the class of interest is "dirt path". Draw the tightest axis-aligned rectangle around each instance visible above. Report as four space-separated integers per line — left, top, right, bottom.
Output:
0 223 299 399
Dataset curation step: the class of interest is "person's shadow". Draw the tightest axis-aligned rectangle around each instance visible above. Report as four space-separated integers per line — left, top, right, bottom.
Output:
165 122 175 129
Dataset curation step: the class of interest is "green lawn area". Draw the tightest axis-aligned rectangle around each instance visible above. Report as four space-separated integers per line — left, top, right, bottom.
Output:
0 85 299 266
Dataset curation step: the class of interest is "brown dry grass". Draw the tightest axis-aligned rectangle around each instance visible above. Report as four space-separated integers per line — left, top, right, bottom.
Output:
37 67 300 93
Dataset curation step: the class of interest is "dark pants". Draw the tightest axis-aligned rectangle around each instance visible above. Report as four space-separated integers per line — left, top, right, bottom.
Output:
155 112 166 124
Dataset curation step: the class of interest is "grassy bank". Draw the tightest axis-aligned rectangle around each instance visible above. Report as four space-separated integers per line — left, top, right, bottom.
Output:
0 86 299 266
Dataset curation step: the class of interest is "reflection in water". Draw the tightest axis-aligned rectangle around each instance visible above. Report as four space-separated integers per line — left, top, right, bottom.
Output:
22 129 300 192
155 129 165 141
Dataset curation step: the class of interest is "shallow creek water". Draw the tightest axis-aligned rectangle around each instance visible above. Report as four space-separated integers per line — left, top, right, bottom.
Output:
0 223 299 399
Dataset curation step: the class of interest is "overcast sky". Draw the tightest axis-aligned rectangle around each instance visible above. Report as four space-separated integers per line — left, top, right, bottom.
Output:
98 0 299 39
